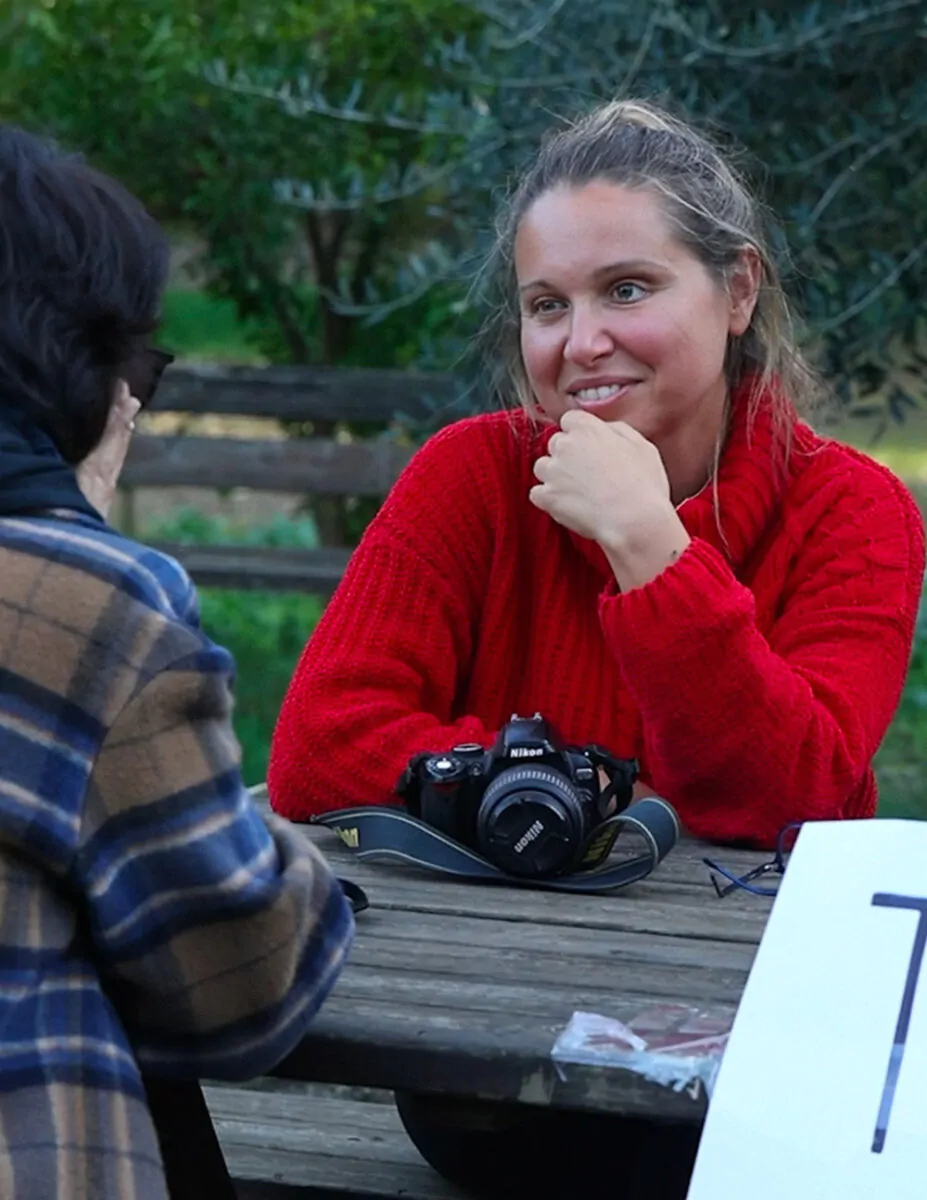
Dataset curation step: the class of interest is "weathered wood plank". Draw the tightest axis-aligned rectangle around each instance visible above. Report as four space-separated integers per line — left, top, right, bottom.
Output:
252 790 770 943
356 886 768 943
302 826 773 932
218 1144 461 1199
319 841 769 899
246 793 772 941
333 908 754 994
325 968 742 1023
336 864 766 912
151 363 460 425
334 958 743 1010
151 543 352 594
300 818 763 879
206 1082 399 1129
210 1092 423 1165
205 1086 469 1197
123 434 414 494
347 906 754 965
342 926 753 993
273 995 721 1120
245 790 772 1120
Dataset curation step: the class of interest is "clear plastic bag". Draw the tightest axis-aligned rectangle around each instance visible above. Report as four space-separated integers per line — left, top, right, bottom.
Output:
550 1005 732 1099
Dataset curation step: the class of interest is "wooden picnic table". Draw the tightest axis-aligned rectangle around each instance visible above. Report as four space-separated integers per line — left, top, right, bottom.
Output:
270 821 776 1126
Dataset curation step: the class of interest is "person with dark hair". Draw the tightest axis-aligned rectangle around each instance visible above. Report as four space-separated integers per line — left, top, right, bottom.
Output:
268 99 925 1197
0 125 354 1199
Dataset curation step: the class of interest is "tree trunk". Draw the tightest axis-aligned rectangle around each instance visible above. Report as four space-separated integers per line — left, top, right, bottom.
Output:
305 211 354 365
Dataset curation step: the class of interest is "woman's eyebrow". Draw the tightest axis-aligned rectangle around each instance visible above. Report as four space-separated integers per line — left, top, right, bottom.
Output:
519 259 667 293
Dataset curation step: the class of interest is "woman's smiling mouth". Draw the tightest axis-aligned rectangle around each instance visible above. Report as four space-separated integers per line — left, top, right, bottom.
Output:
567 380 640 411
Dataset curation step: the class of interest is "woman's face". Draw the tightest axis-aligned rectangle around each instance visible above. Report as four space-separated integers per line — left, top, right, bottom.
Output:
514 181 758 447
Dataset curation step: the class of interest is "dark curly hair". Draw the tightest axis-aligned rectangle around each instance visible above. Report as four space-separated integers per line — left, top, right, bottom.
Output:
0 126 169 463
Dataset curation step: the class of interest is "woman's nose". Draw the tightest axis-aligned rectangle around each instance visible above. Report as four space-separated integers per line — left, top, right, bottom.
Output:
563 305 614 364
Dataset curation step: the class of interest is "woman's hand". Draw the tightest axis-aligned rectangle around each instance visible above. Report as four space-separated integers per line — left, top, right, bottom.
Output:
529 409 690 590
76 382 140 519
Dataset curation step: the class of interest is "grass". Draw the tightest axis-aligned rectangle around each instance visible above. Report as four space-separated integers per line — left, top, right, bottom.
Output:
198 587 324 787
829 414 927 818
160 290 265 364
873 575 927 818
144 510 325 787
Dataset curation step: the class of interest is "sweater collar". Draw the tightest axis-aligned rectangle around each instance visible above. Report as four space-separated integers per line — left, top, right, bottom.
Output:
541 377 802 578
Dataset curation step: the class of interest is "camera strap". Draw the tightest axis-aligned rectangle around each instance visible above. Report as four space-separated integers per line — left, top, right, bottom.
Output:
311 796 679 894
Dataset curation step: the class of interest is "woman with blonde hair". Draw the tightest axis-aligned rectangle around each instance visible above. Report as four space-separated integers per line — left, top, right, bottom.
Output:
271 99 924 1196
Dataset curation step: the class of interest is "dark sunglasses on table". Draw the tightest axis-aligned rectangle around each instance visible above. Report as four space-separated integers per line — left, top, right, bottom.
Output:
703 821 803 898
121 346 175 410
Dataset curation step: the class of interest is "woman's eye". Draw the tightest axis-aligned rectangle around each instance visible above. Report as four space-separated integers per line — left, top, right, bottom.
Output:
529 296 565 316
611 282 647 303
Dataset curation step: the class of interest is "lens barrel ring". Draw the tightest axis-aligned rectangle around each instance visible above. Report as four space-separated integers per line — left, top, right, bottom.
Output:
476 765 588 877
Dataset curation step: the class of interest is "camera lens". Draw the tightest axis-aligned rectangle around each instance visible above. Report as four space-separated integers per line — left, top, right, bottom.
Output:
476 766 586 878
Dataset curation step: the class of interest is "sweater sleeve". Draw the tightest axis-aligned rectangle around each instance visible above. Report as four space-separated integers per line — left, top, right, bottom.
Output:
269 419 510 821
600 469 925 847
75 640 355 1080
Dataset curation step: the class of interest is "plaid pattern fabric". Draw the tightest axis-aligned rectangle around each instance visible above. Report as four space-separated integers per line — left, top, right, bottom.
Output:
0 512 354 1199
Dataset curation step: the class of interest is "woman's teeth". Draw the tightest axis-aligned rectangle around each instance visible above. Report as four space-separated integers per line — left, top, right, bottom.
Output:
573 384 625 402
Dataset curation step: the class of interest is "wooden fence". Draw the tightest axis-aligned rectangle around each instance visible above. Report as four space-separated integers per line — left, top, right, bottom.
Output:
120 364 463 593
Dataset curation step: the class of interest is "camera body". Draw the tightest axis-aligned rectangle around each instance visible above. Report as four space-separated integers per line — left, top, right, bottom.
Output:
399 714 636 878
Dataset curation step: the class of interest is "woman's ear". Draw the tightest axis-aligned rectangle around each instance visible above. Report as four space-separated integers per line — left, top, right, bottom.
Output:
728 246 762 337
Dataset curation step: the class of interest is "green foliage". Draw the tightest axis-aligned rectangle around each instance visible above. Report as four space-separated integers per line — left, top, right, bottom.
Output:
160 290 264 363
199 586 322 786
149 506 320 550
3 0 925 400
876 592 927 820
148 509 323 784
364 0 927 407
1 0 481 367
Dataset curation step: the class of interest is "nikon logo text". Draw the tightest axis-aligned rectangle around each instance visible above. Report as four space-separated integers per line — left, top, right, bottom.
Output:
510 747 543 758
513 820 544 854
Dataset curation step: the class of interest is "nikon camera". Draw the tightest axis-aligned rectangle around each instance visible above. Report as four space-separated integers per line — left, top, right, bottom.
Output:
398 714 637 879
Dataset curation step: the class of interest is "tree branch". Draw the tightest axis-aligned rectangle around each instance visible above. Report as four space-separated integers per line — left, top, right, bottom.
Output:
611 7 659 96
205 61 472 136
767 132 866 176
661 0 924 63
818 238 927 334
808 119 926 226
273 137 507 213
350 218 387 306
488 0 572 50
321 246 481 321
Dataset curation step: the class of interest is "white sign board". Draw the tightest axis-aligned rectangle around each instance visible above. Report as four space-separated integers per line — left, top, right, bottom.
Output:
688 819 927 1200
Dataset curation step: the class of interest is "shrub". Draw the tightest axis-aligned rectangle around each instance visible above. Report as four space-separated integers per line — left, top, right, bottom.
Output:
148 509 324 785
875 591 927 820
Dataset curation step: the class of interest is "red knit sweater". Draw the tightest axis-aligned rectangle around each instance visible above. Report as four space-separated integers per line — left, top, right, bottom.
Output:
269 384 925 847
